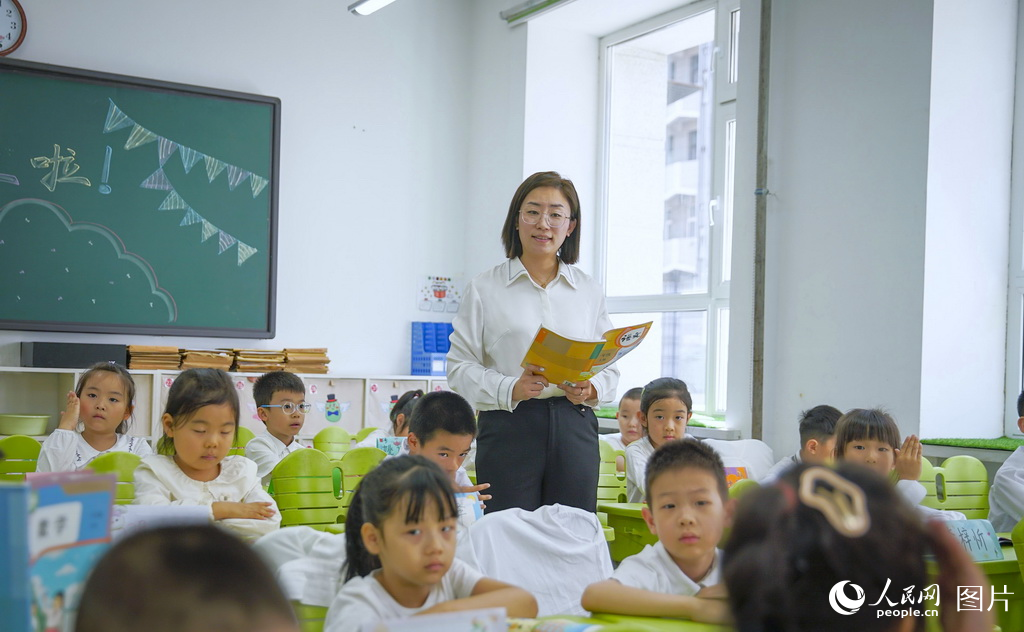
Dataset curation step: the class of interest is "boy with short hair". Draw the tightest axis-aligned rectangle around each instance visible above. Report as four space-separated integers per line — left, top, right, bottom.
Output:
581 439 733 624
246 370 309 486
989 392 1024 531
600 387 643 473
406 390 491 502
759 404 840 483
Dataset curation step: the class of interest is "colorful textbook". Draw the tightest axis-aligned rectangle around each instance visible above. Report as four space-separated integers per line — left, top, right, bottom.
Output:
521 322 653 387
1 471 116 632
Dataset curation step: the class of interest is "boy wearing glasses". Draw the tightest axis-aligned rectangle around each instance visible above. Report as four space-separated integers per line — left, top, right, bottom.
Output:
247 370 311 485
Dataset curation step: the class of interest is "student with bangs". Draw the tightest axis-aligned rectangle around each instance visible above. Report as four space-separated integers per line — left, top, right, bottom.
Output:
323 456 536 632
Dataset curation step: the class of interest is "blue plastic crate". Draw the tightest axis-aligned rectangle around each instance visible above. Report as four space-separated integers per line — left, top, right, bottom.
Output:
411 352 447 376
411 322 453 375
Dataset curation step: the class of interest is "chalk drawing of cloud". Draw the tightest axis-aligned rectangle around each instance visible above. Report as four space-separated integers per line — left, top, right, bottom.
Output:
0 198 176 324
55 563 78 576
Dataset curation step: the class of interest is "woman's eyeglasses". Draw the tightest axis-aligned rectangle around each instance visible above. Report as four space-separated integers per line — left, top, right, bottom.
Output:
261 402 312 414
520 209 570 228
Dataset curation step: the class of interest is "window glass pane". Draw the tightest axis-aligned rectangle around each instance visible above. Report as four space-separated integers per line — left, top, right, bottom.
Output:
609 311 707 411
605 10 716 298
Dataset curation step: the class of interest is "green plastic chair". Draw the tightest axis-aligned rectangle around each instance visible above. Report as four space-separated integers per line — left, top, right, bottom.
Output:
313 427 353 461
86 451 142 505
292 601 327 632
597 511 615 542
728 477 760 500
268 448 342 530
920 455 990 519
0 435 41 481
338 447 387 521
229 426 257 457
353 427 377 443
597 440 627 504
919 456 938 501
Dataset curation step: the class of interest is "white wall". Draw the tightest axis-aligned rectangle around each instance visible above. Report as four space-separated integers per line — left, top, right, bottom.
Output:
0 0 491 375
523 22 601 271
759 0 935 454
463 1 530 281
921 0 1015 438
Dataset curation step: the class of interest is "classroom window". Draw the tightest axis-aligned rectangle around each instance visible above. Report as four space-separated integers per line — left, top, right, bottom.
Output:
599 0 736 414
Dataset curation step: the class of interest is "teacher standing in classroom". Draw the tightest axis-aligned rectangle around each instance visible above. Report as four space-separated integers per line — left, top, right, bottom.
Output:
447 171 619 513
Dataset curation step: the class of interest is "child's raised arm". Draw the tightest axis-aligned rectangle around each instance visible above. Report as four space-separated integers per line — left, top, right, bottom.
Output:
894 434 923 481
419 577 537 618
581 579 731 625
58 390 80 430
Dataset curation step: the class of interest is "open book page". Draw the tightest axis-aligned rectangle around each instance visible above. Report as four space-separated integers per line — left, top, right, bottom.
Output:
521 322 653 387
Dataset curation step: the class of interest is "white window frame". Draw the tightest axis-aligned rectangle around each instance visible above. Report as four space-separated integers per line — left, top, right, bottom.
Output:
595 0 738 415
1008 177 1024 435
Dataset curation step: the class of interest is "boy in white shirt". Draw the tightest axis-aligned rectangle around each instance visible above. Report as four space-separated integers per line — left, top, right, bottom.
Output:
600 387 643 473
759 404 840 484
582 439 733 625
406 390 490 501
989 392 1024 531
245 371 309 486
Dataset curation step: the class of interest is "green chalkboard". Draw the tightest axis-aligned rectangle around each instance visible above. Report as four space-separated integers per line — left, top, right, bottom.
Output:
0 59 280 337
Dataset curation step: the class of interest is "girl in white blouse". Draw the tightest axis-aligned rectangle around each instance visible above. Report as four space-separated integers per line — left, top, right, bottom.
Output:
37 362 153 472
324 456 536 632
134 368 280 540
446 171 619 513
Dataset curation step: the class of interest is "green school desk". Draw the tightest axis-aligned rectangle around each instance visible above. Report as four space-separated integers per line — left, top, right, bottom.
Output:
598 502 657 562
593 614 730 631
924 538 1022 632
538 614 729 631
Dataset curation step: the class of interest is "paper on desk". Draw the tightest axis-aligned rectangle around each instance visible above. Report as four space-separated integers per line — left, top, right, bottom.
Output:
110 504 210 539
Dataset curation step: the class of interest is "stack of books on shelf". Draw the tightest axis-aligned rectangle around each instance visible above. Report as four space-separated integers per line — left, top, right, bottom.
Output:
284 348 330 374
126 345 181 370
228 349 286 373
179 349 234 370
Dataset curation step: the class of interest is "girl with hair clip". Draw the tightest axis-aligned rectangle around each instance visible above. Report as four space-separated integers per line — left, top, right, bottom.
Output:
134 368 280 540
37 361 152 472
357 389 423 449
834 408 965 522
624 377 692 503
724 463 993 632
324 455 536 632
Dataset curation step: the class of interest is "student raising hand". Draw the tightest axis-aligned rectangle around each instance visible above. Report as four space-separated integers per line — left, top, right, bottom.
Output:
58 390 80 430
894 434 923 481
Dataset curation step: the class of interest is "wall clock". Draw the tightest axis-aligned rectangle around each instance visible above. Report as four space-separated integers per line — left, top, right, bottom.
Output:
0 0 26 57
